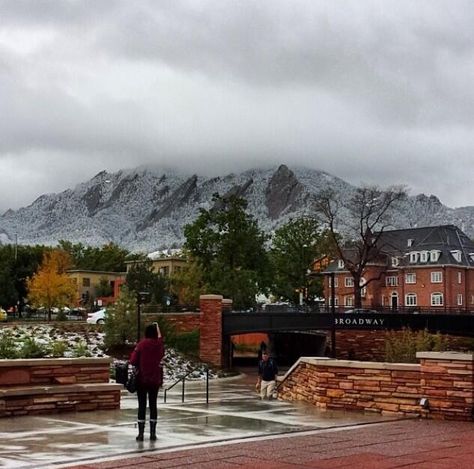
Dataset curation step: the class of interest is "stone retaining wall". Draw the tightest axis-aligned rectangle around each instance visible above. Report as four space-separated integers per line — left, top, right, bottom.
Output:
278 352 473 421
0 358 121 417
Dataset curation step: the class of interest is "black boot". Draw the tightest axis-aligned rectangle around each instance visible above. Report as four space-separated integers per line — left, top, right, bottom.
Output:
136 422 145 441
150 420 157 441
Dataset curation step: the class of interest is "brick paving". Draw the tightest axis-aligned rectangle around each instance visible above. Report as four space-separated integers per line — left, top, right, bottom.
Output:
65 419 474 469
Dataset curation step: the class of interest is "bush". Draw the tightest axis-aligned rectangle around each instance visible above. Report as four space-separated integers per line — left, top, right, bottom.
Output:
50 340 68 357
385 328 448 363
170 330 199 357
19 337 48 358
72 341 92 357
0 331 18 359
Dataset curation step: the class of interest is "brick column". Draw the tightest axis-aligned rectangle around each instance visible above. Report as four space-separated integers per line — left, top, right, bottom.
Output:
418 351 474 421
199 295 224 368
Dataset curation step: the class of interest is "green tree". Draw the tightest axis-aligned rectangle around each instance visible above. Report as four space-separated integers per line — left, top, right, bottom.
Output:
184 194 269 309
270 217 333 305
103 286 138 349
170 252 208 308
58 240 132 271
0 244 45 314
126 257 168 305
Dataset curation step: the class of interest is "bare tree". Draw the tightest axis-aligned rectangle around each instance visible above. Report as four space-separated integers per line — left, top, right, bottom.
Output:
314 185 407 307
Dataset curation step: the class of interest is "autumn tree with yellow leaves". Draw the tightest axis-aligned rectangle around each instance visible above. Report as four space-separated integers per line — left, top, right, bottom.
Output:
27 250 76 321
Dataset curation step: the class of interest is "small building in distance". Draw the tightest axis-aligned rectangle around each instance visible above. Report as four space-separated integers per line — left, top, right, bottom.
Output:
66 270 126 307
322 224 474 312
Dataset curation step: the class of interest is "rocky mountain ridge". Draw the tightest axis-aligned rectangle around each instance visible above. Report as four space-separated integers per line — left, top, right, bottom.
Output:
0 164 473 252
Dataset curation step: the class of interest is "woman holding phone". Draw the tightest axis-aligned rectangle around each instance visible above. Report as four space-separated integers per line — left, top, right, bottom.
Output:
130 322 164 441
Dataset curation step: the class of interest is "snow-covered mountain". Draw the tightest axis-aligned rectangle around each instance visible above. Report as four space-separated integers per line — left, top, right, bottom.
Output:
1 164 473 252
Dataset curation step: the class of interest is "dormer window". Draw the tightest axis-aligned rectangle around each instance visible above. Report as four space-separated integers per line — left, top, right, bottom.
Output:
407 239 414 247
391 256 399 267
450 250 462 263
420 251 428 263
469 253 474 263
430 250 441 262
409 252 419 263
338 260 345 269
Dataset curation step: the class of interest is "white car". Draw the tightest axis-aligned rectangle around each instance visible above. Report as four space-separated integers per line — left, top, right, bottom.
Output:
86 308 107 324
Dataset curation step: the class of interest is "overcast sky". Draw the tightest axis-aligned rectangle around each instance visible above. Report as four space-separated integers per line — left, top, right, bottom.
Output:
0 0 473 213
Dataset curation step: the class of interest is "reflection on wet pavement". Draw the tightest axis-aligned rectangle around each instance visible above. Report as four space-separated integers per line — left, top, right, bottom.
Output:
0 378 399 468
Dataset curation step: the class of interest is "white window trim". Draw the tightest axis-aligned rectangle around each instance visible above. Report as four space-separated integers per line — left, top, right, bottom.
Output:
431 292 443 306
386 276 398 287
430 250 441 262
405 273 416 284
405 293 417 306
338 260 344 269
409 252 419 263
458 272 462 284
457 294 463 306
344 296 354 307
391 256 399 267
431 271 443 283
344 277 354 287
420 251 429 263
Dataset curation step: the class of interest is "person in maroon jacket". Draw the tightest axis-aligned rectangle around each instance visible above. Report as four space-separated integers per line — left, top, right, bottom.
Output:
130 322 164 441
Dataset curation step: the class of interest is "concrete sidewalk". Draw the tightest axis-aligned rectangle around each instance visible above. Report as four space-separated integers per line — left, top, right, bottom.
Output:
64 419 474 469
0 377 402 468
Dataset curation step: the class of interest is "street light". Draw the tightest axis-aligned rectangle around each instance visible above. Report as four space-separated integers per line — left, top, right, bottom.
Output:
136 291 150 343
300 244 308 306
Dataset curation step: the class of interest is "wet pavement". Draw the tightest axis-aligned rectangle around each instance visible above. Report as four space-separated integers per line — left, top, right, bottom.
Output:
0 375 402 468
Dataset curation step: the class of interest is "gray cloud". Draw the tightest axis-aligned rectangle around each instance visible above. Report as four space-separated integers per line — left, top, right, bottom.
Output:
0 0 473 213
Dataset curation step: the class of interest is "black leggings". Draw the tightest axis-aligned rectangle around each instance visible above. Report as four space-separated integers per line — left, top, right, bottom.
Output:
137 385 159 422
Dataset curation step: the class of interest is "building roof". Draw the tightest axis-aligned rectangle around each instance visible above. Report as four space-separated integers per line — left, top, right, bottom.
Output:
324 224 474 273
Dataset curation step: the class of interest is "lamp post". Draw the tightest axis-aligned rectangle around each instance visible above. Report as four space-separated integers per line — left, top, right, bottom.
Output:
136 291 150 343
330 272 336 358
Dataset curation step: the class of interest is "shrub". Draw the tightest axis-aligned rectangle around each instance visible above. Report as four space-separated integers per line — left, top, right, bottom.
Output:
0 332 18 359
50 340 68 357
19 337 48 358
170 330 199 357
73 341 92 357
385 328 448 363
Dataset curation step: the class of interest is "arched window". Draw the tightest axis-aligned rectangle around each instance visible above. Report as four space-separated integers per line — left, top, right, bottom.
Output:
431 292 443 306
405 293 417 306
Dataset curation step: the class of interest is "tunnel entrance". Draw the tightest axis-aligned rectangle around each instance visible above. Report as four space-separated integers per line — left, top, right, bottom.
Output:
231 331 327 368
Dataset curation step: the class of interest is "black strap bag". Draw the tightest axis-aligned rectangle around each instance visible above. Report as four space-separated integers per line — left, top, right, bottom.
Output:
115 362 128 385
125 367 138 393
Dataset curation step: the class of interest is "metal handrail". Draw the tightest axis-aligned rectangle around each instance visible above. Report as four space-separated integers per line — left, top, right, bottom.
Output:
163 366 209 404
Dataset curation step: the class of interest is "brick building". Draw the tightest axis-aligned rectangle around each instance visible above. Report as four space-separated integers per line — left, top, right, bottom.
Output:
323 225 474 312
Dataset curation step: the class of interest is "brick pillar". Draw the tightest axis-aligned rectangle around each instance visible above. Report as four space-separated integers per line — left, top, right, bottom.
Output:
418 351 474 421
199 295 224 368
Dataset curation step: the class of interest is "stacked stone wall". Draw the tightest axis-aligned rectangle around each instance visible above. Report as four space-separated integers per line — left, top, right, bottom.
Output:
278 352 473 421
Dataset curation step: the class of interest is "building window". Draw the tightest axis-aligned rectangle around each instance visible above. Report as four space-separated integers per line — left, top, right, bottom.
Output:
431 271 442 283
430 250 441 262
338 260 345 269
420 251 428 263
409 252 419 263
333 277 338 288
344 277 354 287
458 272 462 284
386 276 398 286
328 296 339 306
405 293 417 306
345 296 354 307
391 257 399 267
450 250 462 263
82 278 90 287
431 293 443 306
457 294 463 306
405 273 416 284
407 238 414 247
